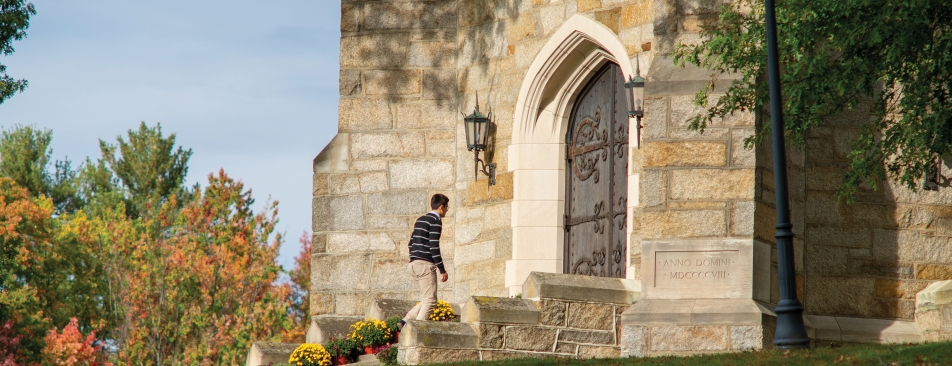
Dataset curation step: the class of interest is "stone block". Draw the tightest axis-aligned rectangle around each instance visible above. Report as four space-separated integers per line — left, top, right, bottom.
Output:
577 345 620 359
366 298 416 320
334 293 374 317
641 209 726 239
340 33 410 68
479 350 560 361
566 302 614 330
396 103 456 130
621 1 651 27
351 132 425 159
400 320 478 348
389 160 455 190
836 317 923 344
650 326 729 352
522 272 641 304
620 325 646 357
363 1 456 30
409 42 456 67
917 264 952 280
423 69 456 101
246 342 298 366
577 0 602 13
505 326 557 352
306 316 362 344
364 69 421 96
313 195 365 232
594 7 621 33
311 253 371 291
804 276 875 317
339 70 361 96
669 169 755 200
643 141 727 167
731 201 754 237
537 299 567 327
558 329 614 345
555 342 578 354
506 12 538 43
455 240 495 266
367 191 429 216
326 174 360 195
473 323 505 349
806 225 871 248
399 347 480 365
326 232 395 253
731 129 755 167
370 258 415 291
730 325 762 351
338 98 393 131
340 3 358 32
539 3 567 34
310 293 334 316
466 172 514 205
461 296 540 324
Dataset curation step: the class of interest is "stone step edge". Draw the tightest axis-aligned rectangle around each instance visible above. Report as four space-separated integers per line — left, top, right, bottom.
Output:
522 272 641 305
804 315 922 344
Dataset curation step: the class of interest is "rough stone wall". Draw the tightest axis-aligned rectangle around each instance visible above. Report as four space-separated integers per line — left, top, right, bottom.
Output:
452 0 658 299
791 104 952 320
311 0 461 316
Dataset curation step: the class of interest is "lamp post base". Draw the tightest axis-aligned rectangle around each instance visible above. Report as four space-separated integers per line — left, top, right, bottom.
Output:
773 299 810 349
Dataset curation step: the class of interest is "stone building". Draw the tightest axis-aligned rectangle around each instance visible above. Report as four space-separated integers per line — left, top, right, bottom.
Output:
297 0 952 362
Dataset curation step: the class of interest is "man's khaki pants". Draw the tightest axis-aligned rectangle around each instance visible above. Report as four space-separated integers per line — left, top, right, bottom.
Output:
403 260 438 322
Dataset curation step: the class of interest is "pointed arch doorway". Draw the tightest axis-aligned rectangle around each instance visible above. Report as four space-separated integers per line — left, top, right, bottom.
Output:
564 62 628 278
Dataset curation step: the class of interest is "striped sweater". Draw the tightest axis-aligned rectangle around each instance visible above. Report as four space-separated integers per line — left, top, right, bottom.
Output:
408 212 445 273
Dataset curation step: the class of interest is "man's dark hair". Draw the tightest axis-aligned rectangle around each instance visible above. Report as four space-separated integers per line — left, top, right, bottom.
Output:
430 193 449 210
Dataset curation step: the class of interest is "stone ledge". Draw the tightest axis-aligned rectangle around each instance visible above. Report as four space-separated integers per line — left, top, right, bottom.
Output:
313 133 349 173
398 346 480 365
462 296 540 324
916 280 952 311
621 299 765 326
306 316 362 344
367 298 415 320
400 320 478 349
246 342 297 366
522 272 641 304
804 315 922 344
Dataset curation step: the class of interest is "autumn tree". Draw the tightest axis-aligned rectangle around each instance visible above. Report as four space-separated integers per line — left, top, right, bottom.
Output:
283 231 311 342
107 170 290 365
673 0 952 199
0 0 35 104
0 125 80 213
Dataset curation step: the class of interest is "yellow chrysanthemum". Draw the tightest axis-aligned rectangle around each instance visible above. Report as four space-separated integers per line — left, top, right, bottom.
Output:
289 343 331 366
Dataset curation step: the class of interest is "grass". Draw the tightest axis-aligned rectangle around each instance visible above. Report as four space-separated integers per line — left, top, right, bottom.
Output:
430 341 952 366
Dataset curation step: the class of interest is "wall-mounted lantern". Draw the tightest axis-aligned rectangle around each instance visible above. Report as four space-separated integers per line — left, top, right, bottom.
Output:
623 57 646 147
463 94 496 186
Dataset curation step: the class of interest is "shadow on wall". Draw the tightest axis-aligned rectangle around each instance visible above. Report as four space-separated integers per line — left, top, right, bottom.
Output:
339 0 525 108
755 104 952 321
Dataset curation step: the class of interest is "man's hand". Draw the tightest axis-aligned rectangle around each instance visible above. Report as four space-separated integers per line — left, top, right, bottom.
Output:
440 272 448 282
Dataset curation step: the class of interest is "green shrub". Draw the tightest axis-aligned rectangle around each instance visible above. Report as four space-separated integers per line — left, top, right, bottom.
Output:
375 344 398 366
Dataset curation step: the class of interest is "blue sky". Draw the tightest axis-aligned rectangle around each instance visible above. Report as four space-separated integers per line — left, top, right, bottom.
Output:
0 1 342 269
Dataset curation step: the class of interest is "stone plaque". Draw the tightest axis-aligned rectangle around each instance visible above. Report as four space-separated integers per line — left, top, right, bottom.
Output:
653 250 738 289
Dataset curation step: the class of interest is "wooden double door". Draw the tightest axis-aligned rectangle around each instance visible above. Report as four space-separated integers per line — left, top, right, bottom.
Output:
564 63 629 278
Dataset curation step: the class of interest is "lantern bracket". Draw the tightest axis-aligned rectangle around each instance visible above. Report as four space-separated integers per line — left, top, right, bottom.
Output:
475 152 496 186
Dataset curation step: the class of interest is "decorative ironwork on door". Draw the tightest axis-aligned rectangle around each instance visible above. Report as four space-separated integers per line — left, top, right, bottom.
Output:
564 63 628 278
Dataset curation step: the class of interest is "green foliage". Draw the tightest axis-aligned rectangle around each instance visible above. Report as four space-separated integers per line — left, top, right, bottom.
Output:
384 316 402 336
98 122 193 216
673 0 952 200
323 338 356 359
0 0 35 104
375 344 397 366
0 125 80 213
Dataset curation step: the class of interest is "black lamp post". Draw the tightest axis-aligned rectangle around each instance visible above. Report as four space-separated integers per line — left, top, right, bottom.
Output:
464 94 496 186
764 0 810 349
624 58 645 146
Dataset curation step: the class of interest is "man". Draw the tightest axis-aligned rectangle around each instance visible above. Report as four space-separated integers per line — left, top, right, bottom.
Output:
399 193 449 329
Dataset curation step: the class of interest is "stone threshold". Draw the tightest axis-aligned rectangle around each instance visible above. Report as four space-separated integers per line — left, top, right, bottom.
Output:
804 315 922 344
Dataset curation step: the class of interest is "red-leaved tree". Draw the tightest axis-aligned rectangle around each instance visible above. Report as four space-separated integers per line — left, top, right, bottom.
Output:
40 318 111 366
